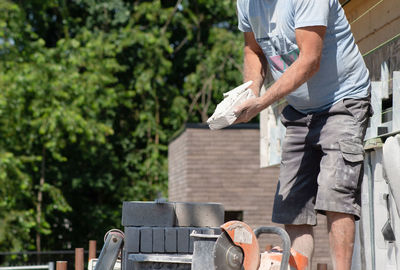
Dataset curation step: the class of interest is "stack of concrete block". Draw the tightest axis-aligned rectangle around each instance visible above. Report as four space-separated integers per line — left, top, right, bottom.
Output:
122 201 224 270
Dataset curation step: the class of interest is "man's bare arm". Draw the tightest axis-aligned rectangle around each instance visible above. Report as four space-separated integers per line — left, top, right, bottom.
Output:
235 26 326 123
243 32 269 96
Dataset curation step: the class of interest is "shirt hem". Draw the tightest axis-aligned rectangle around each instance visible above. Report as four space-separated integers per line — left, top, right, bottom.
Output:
238 25 252 32
291 92 371 114
295 21 328 29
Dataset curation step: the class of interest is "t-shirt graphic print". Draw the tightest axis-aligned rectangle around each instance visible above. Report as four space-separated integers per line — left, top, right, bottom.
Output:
256 34 299 73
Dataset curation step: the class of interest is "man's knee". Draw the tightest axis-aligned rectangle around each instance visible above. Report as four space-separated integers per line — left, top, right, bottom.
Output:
285 224 314 235
284 224 314 269
326 211 355 227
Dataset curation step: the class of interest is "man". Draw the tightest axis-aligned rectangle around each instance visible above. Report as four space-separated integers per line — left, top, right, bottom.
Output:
233 0 371 269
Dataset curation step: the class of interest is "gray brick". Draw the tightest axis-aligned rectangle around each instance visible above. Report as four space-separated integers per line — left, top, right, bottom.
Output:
131 262 190 270
124 227 140 252
174 202 224 227
152 228 165 253
140 227 153 253
165 228 177 253
177 228 190 253
199 227 221 235
200 228 214 235
122 201 175 227
212 228 222 235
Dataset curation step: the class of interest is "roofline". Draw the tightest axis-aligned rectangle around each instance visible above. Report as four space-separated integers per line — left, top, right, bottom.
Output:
169 123 259 144
185 123 259 129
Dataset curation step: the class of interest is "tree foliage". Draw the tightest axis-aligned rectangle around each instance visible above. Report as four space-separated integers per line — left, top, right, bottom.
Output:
0 0 243 255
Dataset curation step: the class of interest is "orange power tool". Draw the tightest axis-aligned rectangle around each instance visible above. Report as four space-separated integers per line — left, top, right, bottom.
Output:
213 221 308 270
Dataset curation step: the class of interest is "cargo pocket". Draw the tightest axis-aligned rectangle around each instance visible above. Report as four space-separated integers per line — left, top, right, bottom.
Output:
338 139 364 163
334 139 365 191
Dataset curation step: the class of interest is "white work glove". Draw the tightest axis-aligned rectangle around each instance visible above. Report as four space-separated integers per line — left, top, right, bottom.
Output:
207 81 255 130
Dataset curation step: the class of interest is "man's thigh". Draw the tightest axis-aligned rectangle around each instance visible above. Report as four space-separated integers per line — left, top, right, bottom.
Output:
272 105 321 226
315 98 370 219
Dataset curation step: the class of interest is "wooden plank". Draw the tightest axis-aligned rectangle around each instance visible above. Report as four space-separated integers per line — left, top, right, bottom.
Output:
345 0 400 54
363 38 400 81
55 262 66 270
393 71 400 132
75 248 84 270
343 0 381 23
89 240 97 261
365 81 382 140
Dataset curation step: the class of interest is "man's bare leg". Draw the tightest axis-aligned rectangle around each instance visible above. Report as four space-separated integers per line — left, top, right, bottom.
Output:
326 211 355 270
285 224 314 270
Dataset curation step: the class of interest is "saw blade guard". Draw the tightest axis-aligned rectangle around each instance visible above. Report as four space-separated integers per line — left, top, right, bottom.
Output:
220 221 260 270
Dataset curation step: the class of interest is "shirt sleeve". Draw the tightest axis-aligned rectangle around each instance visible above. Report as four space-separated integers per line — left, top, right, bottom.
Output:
237 0 252 32
293 0 330 29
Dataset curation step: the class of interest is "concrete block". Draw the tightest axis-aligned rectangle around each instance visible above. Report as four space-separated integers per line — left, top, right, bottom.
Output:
201 227 221 235
152 227 165 253
131 262 190 270
190 228 221 254
140 227 153 253
212 227 222 235
191 233 218 270
165 228 177 253
188 228 200 253
122 201 175 227
124 227 140 252
174 202 224 227
177 228 190 253
122 249 134 270
201 228 214 235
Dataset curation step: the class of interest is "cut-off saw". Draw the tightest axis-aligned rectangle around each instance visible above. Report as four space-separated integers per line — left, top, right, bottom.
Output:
192 221 308 270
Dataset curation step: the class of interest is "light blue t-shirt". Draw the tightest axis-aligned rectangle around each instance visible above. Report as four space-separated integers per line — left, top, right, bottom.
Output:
237 0 370 113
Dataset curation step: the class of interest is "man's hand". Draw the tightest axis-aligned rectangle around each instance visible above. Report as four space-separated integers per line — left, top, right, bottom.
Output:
233 97 263 123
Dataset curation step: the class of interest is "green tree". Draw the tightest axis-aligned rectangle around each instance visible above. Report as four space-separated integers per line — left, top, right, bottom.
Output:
0 0 244 256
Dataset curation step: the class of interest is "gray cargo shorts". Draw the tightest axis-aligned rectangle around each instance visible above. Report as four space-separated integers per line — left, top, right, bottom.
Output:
272 97 372 225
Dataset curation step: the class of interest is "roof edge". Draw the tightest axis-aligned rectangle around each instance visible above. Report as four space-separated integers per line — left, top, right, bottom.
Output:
185 123 259 130
168 123 260 144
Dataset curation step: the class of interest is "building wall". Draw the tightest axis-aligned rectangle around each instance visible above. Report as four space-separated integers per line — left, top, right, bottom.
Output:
168 131 188 201
343 0 400 55
343 0 400 138
168 125 332 269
